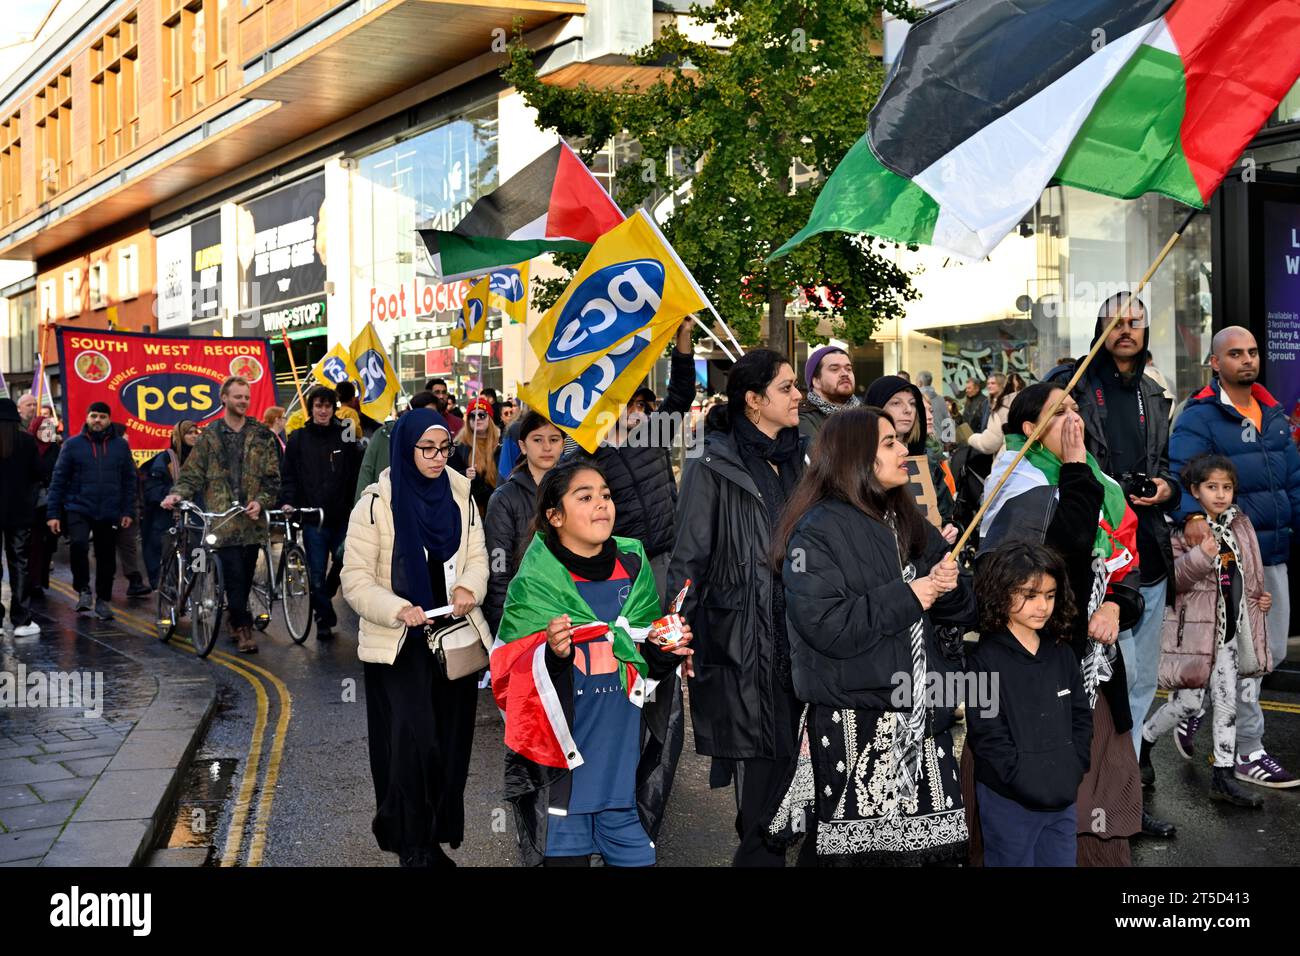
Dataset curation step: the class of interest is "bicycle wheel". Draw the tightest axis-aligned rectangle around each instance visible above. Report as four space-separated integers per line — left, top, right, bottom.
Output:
156 545 182 642
281 544 313 644
190 555 225 658
250 546 272 632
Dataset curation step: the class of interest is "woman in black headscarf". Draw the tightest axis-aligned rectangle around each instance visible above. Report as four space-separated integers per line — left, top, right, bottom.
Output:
342 408 492 867
668 348 808 866
865 375 958 541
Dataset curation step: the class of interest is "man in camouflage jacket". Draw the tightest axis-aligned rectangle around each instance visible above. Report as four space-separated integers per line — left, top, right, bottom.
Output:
164 376 280 653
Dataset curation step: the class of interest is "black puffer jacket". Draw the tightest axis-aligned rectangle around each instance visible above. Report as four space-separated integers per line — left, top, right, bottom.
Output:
781 499 975 734
280 419 363 529
482 466 539 632
574 347 696 559
667 426 808 760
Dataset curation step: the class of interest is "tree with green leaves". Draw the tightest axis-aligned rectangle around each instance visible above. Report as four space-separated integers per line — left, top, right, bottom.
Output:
503 0 923 350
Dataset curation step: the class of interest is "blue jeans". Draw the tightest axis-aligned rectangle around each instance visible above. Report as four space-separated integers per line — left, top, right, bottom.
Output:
977 782 1076 867
303 523 346 629
1118 578 1167 755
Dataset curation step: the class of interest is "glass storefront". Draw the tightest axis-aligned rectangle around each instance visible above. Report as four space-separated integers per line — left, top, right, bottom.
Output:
350 100 501 404
885 185 1215 411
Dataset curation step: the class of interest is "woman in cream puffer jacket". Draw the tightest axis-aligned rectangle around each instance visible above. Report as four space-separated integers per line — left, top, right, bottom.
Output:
343 465 492 664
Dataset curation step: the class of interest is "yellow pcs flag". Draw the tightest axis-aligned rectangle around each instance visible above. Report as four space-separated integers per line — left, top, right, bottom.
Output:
528 210 708 382
311 343 360 391
487 261 530 324
452 276 489 350
348 322 401 420
519 210 711 452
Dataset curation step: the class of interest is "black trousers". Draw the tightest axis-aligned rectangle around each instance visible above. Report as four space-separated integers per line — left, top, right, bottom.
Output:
1 525 32 626
25 505 55 595
731 683 802 868
67 514 117 601
216 544 260 629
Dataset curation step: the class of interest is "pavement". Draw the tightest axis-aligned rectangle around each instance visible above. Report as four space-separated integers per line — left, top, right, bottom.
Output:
6 555 1300 867
0 584 216 867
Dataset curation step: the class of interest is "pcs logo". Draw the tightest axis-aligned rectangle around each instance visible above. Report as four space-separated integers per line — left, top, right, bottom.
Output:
464 297 485 327
489 268 526 303
549 331 653 428
544 259 664 363
121 374 218 425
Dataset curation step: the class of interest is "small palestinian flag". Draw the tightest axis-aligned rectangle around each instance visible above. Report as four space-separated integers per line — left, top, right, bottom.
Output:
775 0 1300 261
418 142 625 282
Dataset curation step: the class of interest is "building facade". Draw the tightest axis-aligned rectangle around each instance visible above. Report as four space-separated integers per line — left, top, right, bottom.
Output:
0 0 697 406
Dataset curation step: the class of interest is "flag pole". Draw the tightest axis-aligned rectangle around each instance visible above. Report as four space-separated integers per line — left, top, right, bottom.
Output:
951 206 1201 558
281 330 307 416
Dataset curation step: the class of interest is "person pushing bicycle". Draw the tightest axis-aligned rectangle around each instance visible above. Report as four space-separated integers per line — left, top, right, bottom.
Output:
162 375 281 654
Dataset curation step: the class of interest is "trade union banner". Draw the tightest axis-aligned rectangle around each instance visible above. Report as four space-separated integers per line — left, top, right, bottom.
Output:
57 328 276 465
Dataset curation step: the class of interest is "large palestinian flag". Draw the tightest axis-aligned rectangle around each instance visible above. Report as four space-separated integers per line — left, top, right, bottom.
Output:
418 142 625 282
775 0 1300 261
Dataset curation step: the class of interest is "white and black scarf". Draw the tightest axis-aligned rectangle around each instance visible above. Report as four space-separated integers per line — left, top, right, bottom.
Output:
1208 506 1260 676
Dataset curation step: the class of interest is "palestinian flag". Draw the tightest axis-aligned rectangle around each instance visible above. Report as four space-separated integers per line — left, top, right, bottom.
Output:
981 434 1139 584
418 142 625 282
775 0 1300 261
490 534 662 770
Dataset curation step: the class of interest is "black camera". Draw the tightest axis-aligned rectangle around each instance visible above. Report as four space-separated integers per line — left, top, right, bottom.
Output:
1120 471 1158 499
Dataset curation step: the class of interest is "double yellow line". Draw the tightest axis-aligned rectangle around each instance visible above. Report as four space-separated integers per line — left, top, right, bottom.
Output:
49 580 292 866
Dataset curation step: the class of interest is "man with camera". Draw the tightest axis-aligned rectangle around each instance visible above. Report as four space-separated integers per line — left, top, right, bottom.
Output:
1053 292 1179 839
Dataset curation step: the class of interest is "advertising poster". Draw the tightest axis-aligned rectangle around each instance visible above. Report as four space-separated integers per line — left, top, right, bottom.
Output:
1262 201 1300 446
155 225 191 330
236 174 327 314
191 212 223 322
57 328 275 465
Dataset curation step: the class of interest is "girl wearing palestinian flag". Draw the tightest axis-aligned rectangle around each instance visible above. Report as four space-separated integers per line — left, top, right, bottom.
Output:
964 384 1144 866
491 459 693 866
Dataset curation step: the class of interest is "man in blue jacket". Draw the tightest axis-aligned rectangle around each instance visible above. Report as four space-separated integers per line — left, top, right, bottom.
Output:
1169 326 1300 789
46 402 137 621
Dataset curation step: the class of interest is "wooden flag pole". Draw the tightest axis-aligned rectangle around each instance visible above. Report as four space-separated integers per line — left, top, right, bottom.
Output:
281 330 307 416
951 206 1201 558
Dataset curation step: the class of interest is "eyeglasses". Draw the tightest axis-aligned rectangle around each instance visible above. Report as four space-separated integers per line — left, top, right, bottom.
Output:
468 411 489 421
415 442 455 459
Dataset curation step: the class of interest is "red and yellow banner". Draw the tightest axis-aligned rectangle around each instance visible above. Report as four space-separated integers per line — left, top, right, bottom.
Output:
57 328 276 465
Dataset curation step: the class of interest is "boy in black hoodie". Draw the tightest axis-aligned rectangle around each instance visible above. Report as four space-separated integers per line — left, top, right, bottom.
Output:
967 542 1093 867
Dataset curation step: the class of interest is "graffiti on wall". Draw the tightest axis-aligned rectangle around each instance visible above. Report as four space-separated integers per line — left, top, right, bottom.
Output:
941 343 1038 397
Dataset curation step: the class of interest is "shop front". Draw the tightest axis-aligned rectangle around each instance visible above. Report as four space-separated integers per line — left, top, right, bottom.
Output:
231 173 330 404
350 99 503 406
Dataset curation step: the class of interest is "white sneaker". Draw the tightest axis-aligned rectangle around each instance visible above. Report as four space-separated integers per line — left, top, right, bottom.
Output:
13 622 40 637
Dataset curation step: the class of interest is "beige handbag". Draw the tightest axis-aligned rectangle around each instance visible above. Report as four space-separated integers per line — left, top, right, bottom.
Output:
424 615 488 680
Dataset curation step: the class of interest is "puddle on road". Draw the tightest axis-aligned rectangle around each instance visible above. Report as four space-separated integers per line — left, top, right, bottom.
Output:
159 756 239 865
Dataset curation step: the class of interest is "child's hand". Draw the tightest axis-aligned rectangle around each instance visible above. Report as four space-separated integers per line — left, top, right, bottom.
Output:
667 623 694 678
547 615 573 659
1258 592 1273 612
1200 532 1219 557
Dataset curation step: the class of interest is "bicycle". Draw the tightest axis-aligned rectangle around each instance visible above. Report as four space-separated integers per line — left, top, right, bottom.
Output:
156 502 247 658
249 506 322 645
